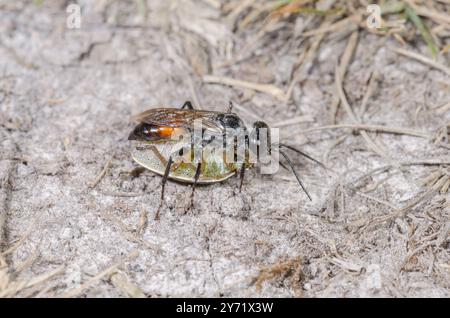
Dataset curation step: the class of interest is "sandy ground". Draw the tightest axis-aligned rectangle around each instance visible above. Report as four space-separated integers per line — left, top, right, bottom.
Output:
0 0 449 297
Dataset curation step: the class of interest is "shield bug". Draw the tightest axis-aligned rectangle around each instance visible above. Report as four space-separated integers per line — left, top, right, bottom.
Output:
128 101 323 219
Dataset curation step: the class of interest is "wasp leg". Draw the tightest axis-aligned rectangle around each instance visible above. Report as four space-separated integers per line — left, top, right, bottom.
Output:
279 160 290 171
227 101 234 113
181 101 194 110
278 143 325 168
187 163 202 212
155 156 173 220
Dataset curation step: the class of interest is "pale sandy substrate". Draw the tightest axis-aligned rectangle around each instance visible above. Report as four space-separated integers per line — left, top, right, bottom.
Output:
0 0 448 297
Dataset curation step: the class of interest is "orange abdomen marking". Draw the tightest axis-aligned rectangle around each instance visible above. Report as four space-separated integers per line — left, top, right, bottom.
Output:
157 126 174 138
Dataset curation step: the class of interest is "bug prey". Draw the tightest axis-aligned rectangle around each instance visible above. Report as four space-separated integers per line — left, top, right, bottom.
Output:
128 101 323 219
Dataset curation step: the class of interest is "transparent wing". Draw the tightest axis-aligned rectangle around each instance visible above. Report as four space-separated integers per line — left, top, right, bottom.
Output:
133 108 224 133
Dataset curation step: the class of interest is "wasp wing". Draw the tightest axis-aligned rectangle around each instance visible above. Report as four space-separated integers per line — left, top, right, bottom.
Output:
133 108 225 133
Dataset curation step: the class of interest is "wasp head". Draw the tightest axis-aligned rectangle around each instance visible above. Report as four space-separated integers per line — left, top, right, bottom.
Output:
216 113 245 129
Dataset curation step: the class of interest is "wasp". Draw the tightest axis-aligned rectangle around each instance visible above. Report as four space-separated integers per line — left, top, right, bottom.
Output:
128 101 323 219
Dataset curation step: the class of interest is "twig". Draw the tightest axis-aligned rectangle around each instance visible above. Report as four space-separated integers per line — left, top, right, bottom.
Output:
88 158 112 189
351 160 450 187
62 250 139 298
101 191 144 197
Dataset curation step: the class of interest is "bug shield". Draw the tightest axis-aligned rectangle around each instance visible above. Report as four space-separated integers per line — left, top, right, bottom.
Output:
165 119 280 174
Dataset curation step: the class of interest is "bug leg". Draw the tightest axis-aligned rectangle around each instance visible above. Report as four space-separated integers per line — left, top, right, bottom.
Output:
155 156 173 220
135 145 152 151
239 163 245 192
279 150 312 201
181 101 194 110
187 163 202 212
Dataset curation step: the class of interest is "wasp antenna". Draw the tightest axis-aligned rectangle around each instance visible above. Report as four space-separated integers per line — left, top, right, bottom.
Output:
279 160 290 172
279 150 312 201
278 143 325 169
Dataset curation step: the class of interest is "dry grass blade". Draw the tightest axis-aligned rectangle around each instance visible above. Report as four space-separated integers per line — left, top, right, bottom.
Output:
404 4 438 56
225 0 254 28
392 48 450 76
359 72 379 117
334 66 357 123
365 175 449 230
299 124 431 139
338 31 359 80
335 44 392 161
231 102 266 123
302 15 360 37
1 218 37 256
14 249 40 273
0 266 64 298
137 208 148 236
407 1 450 25
110 271 145 298
62 250 139 298
434 102 450 115
330 30 359 123
273 115 314 127
203 75 285 100
350 160 450 188
23 266 65 290
284 17 330 103
269 0 312 18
